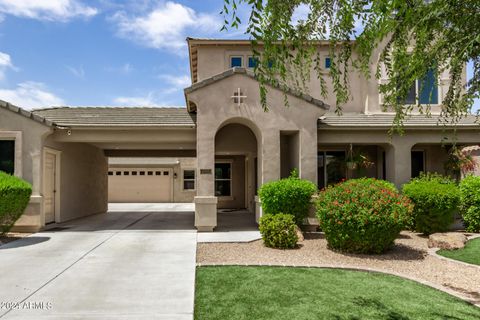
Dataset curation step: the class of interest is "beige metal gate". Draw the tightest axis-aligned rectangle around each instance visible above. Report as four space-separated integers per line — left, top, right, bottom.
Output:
108 167 173 203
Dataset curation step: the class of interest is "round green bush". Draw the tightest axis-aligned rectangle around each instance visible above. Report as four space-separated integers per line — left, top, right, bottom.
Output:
316 178 413 254
258 174 317 224
0 171 32 235
459 175 480 232
259 213 298 249
402 173 460 235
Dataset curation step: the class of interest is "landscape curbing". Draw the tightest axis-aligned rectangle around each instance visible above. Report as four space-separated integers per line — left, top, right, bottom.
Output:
196 262 480 308
428 233 480 269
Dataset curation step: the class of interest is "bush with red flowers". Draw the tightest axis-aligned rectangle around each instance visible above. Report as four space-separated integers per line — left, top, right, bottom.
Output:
316 178 414 254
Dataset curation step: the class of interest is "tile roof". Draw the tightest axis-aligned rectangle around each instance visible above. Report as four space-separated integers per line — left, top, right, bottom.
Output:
0 99 55 127
184 67 329 110
318 112 480 129
32 107 196 128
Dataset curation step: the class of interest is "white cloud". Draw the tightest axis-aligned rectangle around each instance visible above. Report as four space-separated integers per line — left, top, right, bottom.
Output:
111 1 221 53
0 51 14 80
66 65 85 79
113 93 157 106
159 74 190 87
292 4 310 25
0 0 98 22
104 63 134 75
0 82 64 110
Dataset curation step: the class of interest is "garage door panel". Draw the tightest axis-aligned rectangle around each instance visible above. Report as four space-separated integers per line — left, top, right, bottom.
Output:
108 168 172 203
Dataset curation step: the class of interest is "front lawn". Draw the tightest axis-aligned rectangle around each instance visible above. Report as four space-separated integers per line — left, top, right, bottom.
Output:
437 237 480 266
195 266 480 320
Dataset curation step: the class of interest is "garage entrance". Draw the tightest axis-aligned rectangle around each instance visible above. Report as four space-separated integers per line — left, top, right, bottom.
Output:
108 167 173 203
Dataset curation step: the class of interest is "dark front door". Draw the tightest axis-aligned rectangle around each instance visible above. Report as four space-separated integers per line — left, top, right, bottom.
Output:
411 151 425 178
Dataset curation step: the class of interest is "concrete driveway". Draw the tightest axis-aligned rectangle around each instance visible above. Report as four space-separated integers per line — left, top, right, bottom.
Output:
0 204 197 320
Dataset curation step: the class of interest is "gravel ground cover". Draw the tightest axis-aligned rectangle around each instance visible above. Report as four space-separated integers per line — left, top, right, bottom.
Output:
197 231 480 305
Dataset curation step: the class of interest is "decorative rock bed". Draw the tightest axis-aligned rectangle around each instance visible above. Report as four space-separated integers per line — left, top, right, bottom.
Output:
197 231 480 305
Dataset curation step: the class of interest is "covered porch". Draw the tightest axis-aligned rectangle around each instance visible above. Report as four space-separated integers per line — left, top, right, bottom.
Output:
318 113 480 188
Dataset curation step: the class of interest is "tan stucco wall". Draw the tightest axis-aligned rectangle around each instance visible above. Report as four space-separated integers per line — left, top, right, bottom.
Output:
194 42 460 116
0 108 53 231
172 157 197 202
188 72 327 229
190 73 325 192
44 138 108 222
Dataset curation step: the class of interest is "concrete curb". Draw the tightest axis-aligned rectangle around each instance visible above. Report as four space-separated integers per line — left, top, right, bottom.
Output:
196 262 480 308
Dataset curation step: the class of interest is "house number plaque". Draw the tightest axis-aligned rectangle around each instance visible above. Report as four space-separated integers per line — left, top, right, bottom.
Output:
200 169 212 174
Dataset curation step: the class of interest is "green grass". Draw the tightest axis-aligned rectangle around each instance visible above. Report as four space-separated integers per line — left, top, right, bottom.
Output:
437 237 480 266
195 266 480 320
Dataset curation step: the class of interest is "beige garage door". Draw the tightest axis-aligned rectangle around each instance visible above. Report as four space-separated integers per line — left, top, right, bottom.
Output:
108 168 173 203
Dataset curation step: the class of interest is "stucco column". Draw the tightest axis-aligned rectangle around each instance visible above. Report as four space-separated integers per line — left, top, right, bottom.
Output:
261 130 280 184
299 127 318 184
385 142 413 188
194 130 217 231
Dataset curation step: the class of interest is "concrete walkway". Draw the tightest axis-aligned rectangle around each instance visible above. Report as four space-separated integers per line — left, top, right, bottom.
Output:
0 205 197 320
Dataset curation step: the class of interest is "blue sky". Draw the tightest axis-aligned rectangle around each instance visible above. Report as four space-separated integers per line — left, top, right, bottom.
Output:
0 0 478 111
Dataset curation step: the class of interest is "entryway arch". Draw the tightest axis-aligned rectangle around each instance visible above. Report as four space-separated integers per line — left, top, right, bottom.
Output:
214 119 259 214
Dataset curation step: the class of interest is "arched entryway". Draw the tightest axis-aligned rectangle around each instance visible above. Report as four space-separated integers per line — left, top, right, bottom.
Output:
214 121 259 230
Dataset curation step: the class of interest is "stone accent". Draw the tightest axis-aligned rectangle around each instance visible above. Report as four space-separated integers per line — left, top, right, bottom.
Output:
427 233 468 250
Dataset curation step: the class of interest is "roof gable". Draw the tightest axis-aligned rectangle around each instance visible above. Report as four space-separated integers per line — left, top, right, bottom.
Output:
184 67 329 112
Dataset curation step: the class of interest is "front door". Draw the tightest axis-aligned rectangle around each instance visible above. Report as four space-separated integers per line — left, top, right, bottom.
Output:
44 151 56 224
411 150 425 178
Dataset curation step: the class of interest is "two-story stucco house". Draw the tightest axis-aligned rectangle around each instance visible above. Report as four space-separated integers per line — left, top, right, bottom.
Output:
1 38 479 232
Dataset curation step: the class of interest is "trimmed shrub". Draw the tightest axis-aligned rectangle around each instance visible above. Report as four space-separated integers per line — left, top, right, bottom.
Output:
258 172 317 224
459 175 480 232
402 173 460 235
316 178 413 254
259 213 298 249
0 171 32 235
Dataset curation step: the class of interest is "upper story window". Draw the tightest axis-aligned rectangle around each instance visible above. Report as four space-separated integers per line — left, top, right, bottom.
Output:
230 56 243 68
248 56 258 68
325 57 331 69
0 140 14 175
402 68 438 105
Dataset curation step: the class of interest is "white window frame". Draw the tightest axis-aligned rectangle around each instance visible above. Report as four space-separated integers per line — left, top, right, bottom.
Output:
215 160 233 200
182 169 196 191
0 131 22 177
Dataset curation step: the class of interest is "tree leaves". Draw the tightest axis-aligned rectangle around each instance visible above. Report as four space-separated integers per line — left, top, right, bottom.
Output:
222 0 480 133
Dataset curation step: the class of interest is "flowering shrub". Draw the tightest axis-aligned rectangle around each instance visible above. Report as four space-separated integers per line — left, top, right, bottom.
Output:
259 213 298 249
459 175 480 232
402 173 460 235
316 178 413 254
259 171 317 224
